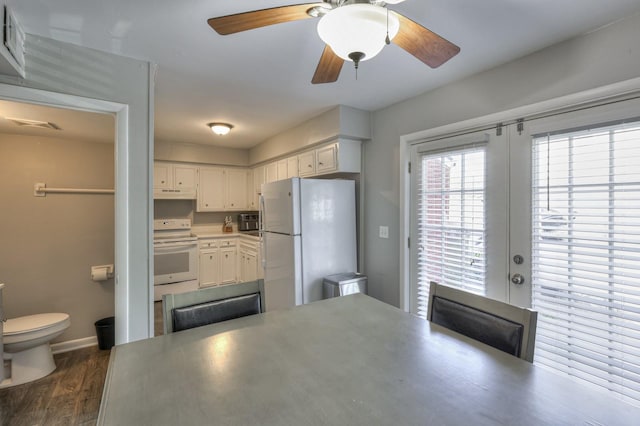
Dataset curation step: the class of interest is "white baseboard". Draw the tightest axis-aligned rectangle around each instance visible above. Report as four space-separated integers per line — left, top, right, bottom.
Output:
51 336 98 354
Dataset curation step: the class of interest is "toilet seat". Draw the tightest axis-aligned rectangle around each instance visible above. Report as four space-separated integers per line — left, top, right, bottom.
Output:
4 313 70 336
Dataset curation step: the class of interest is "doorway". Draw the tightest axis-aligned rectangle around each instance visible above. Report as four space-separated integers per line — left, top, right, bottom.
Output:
404 94 640 405
0 99 116 348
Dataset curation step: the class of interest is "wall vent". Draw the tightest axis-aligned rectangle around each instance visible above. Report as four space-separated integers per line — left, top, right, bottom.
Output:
5 117 62 130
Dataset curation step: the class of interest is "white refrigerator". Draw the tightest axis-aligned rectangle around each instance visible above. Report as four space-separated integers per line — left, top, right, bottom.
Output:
261 178 357 311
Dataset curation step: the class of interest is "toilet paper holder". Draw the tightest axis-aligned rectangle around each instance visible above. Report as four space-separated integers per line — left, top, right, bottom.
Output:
91 264 114 282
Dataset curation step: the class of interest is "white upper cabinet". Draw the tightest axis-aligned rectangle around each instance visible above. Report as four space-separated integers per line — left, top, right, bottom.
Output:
287 156 299 178
298 151 316 177
277 159 288 181
225 168 248 210
251 165 265 209
154 162 197 199
197 167 248 212
316 144 338 174
173 165 197 191
197 167 225 211
265 162 278 183
154 163 172 189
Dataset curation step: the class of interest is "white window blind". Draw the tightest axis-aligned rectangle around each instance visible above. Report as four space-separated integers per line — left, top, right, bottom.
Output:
532 120 640 403
415 147 486 318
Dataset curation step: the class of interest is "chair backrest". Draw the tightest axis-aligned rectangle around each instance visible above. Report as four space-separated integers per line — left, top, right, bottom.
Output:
162 279 265 334
426 281 538 362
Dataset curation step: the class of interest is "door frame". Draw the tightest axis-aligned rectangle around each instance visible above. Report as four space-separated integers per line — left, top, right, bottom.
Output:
399 76 640 312
0 82 151 343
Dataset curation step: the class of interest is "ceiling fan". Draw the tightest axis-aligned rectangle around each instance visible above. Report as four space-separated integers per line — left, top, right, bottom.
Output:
207 0 460 84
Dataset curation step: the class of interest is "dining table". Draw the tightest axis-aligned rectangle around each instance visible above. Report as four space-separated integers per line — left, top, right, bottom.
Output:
97 293 639 425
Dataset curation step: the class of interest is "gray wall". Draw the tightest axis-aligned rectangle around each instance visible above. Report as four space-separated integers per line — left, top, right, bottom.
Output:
0 34 154 343
363 12 640 307
155 140 249 166
0 135 115 342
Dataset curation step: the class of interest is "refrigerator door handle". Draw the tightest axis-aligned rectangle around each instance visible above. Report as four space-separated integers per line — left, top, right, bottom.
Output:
259 194 266 269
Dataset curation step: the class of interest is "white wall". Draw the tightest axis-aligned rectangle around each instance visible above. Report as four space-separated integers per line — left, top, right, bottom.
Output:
364 12 640 307
0 35 154 343
249 105 371 164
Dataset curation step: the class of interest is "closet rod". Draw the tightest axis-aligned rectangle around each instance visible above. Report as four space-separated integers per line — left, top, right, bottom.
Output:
34 182 114 197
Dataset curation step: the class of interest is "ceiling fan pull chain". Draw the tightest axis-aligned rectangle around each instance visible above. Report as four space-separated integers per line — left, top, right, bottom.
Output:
385 8 391 45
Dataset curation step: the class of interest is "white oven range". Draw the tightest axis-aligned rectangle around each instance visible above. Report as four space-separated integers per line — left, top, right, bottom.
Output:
153 219 198 301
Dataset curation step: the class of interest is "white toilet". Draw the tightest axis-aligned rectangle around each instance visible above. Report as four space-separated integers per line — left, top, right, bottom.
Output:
1 312 71 388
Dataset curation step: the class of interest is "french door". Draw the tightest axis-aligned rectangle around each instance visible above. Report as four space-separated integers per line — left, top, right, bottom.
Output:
410 96 640 404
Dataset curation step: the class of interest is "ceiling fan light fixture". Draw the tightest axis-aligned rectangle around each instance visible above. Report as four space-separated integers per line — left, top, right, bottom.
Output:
317 4 399 63
208 122 233 135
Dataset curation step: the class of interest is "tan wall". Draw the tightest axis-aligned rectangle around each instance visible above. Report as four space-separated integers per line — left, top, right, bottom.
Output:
0 133 115 343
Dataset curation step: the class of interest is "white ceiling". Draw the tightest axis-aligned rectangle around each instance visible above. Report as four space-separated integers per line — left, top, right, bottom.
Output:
6 0 640 149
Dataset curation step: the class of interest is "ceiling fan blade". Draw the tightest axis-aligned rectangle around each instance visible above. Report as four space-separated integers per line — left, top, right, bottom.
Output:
392 12 460 68
312 45 344 84
208 3 327 35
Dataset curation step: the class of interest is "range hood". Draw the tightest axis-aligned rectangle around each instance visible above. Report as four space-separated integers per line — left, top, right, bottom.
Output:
153 188 197 200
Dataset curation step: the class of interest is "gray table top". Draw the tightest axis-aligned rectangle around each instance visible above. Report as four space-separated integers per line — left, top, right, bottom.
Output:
98 294 639 425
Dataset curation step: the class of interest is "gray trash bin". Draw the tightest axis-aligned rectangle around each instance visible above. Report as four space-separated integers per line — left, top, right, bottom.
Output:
323 273 367 299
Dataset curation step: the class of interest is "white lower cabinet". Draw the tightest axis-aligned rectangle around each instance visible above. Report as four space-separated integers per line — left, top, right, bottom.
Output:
219 246 237 284
238 240 263 282
198 238 237 287
199 248 219 288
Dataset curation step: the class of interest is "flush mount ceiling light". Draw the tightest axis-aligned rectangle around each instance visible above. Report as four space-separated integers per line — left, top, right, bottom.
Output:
317 3 399 69
208 122 233 136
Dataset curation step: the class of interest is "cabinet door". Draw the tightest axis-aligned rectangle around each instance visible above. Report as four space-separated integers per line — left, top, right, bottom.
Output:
199 249 219 287
277 159 288 181
174 165 197 191
245 251 258 282
198 167 224 211
287 156 299 178
225 168 248 210
247 170 256 210
316 144 338 174
219 247 237 284
265 162 278 183
252 166 265 209
154 163 172 189
298 151 315 176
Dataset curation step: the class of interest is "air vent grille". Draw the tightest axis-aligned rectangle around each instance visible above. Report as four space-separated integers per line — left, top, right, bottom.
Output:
5 117 61 130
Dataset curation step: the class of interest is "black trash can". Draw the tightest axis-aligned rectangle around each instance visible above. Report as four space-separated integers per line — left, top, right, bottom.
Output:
95 316 115 350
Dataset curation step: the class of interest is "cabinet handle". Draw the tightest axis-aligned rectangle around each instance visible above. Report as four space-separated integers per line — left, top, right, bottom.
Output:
225 254 228 258
209 256 213 260
178 182 182 185
161 180 165 184
318 162 324 166
308 164 312 168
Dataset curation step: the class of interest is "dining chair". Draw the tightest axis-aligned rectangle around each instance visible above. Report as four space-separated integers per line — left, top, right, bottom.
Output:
162 279 265 334
427 281 538 362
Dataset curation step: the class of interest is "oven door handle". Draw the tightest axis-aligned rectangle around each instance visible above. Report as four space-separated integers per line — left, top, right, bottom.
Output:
153 241 198 249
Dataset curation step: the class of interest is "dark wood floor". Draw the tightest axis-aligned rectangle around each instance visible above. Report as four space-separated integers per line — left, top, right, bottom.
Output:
0 345 111 426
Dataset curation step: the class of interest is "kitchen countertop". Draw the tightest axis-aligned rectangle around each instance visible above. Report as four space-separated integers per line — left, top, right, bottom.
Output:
192 231 260 242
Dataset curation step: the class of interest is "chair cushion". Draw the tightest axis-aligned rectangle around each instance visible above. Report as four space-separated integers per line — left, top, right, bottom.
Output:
172 293 261 332
431 296 524 357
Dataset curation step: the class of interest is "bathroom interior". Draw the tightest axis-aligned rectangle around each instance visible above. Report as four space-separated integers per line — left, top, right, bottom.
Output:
0 100 116 387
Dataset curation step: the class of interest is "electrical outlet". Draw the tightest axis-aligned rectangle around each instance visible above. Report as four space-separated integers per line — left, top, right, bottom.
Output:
379 226 389 239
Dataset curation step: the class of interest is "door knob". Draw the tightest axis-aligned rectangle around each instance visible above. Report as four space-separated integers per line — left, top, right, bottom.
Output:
511 274 525 285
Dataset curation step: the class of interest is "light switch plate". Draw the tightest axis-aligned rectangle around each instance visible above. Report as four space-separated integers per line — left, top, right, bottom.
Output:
379 226 389 239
